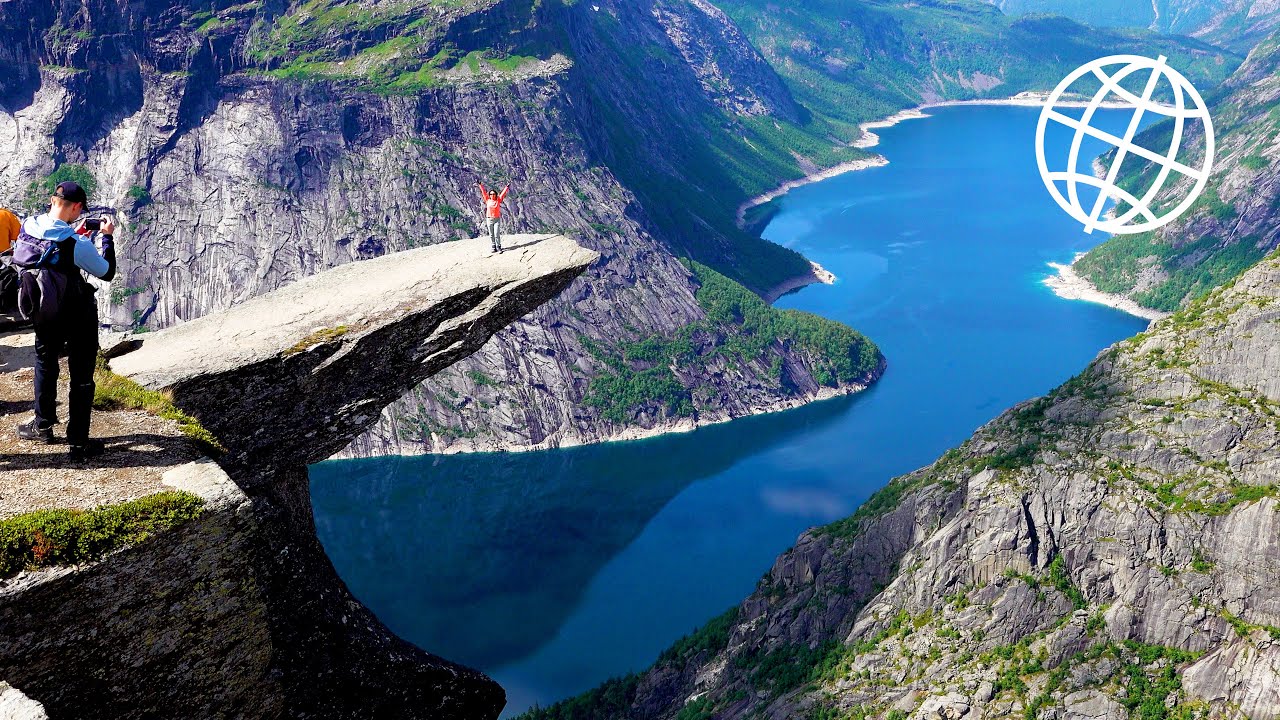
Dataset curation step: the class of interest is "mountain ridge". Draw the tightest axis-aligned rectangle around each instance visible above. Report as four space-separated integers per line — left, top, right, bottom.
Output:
0 0 1239 455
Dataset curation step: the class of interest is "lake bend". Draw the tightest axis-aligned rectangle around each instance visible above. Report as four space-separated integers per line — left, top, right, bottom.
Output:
310 103 1154 717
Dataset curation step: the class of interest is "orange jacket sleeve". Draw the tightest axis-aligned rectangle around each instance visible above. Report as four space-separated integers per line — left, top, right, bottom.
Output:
478 181 488 200
499 185 509 201
0 210 18 253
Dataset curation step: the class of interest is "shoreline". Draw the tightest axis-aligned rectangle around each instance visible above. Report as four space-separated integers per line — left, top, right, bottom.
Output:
338 378 875 459
1043 253 1170 322
735 156 889 230
762 260 837 303
735 89 1144 236
854 91 1161 150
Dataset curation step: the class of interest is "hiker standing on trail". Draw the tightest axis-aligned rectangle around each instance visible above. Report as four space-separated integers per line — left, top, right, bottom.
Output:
13 181 116 459
478 180 510 254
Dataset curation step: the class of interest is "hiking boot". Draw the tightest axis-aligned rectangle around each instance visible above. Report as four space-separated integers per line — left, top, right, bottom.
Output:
68 438 105 460
16 419 54 443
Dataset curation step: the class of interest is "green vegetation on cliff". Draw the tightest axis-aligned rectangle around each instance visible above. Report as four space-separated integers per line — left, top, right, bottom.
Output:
0 492 205 577
1076 34 1280 312
247 0 551 94
582 262 881 424
23 164 96 214
95 359 225 454
715 0 1233 136
1075 229 1269 312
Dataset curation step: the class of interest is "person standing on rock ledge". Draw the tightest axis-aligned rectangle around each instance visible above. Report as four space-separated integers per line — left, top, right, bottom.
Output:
13 181 116 459
478 180 510 254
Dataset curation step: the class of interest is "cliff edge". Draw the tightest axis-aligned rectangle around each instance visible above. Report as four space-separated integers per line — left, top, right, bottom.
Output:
0 234 597 718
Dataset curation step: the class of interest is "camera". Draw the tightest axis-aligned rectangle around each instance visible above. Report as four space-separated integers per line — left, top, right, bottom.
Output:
84 218 103 233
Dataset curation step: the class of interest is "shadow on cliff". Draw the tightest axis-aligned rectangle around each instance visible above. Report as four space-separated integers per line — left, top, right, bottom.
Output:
0 433 197 470
310 392 856 671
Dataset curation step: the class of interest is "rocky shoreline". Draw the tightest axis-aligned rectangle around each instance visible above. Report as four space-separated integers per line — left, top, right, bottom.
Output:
761 260 837 303
1043 252 1170 322
340 375 880 458
734 157 889 228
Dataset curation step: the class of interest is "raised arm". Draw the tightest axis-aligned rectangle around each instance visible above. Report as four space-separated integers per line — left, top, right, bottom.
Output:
478 181 488 199
498 185 510 201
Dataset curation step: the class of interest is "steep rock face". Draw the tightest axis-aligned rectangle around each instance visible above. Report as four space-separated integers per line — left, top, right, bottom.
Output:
650 0 799 119
533 251 1280 719
105 235 594 717
977 0 1280 46
0 462 283 718
1076 33 1280 313
0 0 890 455
1 237 593 718
1195 0 1280 49
985 0 1280 43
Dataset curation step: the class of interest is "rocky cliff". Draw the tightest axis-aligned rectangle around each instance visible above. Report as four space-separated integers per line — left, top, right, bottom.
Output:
1 236 596 717
1075 32 1280 314
0 0 1234 454
0 0 890 455
521 249 1280 719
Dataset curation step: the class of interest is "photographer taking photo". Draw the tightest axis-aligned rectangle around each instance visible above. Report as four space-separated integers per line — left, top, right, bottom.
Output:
13 180 116 459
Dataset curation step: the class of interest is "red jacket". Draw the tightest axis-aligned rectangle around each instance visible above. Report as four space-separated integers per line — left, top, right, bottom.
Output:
479 182 509 219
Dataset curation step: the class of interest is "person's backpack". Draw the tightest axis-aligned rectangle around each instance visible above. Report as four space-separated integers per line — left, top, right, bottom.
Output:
12 231 71 324
0 251 18 313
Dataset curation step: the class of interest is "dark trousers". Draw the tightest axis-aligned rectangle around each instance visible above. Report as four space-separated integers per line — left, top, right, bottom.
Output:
33 302 98 443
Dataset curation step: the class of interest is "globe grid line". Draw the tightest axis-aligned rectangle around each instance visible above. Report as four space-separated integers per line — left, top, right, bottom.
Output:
1060 58 1147 225
1109 58 1191 230
1042 111 1204 181
1086 66 1206 120
1085 55 1169 231
1035 54 1216 236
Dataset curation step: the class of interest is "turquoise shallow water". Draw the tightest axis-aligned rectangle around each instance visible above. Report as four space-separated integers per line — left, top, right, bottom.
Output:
309 104 1152 717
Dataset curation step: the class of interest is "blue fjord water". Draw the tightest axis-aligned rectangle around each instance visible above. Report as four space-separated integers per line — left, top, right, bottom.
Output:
310 104 1152 716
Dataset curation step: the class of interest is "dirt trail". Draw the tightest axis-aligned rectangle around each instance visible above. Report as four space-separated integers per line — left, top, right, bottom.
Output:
0 320 203 519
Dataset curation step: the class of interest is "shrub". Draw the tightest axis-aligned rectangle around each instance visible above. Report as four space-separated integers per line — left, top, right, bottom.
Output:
24 164 97 213
0 492 204 577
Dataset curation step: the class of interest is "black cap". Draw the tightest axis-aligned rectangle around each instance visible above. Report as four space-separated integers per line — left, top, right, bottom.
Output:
53 181 88 207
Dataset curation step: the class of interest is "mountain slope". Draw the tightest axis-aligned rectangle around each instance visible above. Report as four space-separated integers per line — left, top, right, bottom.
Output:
1075 34 1280 314
712 0 1232 133
0 0 1238 454
520 247 1280 719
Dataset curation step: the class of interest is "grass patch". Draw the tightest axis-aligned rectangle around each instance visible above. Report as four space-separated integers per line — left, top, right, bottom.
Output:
1046 555 1088 610
94 358 225 454
283 325 350 356
513 673 640 720
1241 154 1269 170
0 492 205 577
693 261 881 386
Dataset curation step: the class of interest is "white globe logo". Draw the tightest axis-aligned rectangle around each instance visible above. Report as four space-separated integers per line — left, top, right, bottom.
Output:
1035 54 1215 235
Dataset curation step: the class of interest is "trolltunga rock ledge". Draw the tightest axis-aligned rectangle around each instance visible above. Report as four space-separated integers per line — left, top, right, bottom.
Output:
69 233 599 719
110 233 598 477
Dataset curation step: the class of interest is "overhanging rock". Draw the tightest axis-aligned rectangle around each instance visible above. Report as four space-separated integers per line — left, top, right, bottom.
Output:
111 233 598 478
96 233 597 718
